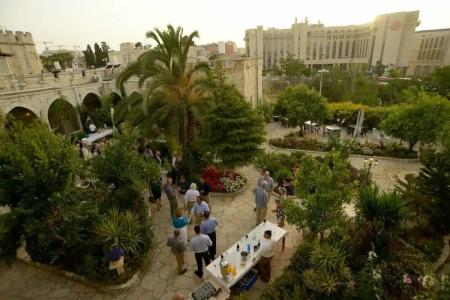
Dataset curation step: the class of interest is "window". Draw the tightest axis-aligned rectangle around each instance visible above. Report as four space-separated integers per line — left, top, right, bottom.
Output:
439 37 444 47
351 40 356 58
338 41 343 58
326 42 330 59
434 38 439 48
420 39 424 49
345 41 350 57
431 49 436 60
332 41 336 59
424 39 429 48
313 42 316 60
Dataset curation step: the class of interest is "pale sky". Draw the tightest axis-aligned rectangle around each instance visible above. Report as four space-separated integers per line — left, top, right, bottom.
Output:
1 0 450 53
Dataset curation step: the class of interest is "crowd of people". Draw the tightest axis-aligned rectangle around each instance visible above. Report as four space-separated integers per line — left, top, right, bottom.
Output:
140 145 289 298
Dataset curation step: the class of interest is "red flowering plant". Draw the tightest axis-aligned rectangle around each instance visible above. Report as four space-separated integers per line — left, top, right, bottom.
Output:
201 166 247 193
201 165 224 192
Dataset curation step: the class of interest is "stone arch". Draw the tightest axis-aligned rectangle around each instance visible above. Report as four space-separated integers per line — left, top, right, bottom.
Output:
111 92 122 106
5 106 38 126
48 98 81 134
82 92 102 116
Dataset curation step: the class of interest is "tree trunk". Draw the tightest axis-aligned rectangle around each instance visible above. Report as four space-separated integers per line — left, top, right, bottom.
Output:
186 110 196 151
408 141 416 152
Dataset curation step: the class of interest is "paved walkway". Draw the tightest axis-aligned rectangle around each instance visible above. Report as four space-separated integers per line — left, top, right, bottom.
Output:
0 122 421 299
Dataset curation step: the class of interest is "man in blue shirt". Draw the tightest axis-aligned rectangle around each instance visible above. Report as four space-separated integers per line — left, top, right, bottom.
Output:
200 211 218 259
190 196 210 225
254 182 269 225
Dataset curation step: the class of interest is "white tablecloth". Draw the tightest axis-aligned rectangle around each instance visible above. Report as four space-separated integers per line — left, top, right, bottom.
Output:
326 125 341 131
81 129 113 145
205 221 287 292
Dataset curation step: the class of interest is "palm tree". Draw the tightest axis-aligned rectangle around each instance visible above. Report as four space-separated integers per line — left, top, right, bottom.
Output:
356 185 408 254
115 25 209 154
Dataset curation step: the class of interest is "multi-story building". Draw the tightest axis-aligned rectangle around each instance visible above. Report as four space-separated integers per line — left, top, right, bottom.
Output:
0 30 42 76
407 28 450 76
187 44 263 107
108 42 146 67
245 11 420 73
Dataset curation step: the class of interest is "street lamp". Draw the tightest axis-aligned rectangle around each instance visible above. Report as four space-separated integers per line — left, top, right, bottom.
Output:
363 157 378 176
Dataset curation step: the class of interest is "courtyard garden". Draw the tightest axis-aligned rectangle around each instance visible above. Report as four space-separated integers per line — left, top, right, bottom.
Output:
0 24 450 300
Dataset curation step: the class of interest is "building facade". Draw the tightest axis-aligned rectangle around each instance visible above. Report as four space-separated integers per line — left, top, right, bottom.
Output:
0 30 42 76
108 42 146 67
245 11 420 72
407 28 450 76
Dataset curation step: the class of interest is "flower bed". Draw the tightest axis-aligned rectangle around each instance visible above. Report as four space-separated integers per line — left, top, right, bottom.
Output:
269 136 418 159
201 165 247 193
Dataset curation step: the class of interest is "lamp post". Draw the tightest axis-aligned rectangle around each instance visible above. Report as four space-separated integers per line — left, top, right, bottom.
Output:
319 51 326 95
363 157 378 176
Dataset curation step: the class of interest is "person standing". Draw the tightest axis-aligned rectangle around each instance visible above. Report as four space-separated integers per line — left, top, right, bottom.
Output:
275 191 286 251
199 177 211 208
173 209 189 245
167 229 187 275
164 177 178 218
154 150 162 165
254 182 269 225
177 175 189 209
200 211 218 259
189 225 212 278
255 170 273 211
258 230 275 282
258 171 274 192
190 196 210 225
150 179 162 211
185 183 200 217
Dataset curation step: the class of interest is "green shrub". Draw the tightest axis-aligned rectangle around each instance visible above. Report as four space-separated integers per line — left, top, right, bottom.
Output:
260 271 304 300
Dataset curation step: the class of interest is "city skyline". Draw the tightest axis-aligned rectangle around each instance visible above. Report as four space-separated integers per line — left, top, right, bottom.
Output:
1 0 450 53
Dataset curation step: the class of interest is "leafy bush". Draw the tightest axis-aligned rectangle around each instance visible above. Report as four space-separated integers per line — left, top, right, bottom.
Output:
270 136 417 159
254 152 304 182
0 121 154 283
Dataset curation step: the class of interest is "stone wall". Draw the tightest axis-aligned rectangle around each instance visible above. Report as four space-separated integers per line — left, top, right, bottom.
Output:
0 30 42 76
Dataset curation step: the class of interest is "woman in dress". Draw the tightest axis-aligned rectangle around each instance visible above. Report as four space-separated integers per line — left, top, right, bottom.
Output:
150 179 162 211
172 208 189 245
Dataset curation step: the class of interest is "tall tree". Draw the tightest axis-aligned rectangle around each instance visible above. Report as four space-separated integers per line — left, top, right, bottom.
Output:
373 60 386 77
283 151 353 241
427 65 450 98
380 92 450 151
100 41 110 64
276 84 330 131
94 43 105 67
115 25 209 154
280 55 309 77
199 68 265 169
83 45 95 69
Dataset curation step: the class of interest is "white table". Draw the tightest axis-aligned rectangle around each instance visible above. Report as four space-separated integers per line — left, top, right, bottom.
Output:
81 129 113 145
205 221 287 293
326 125 341 131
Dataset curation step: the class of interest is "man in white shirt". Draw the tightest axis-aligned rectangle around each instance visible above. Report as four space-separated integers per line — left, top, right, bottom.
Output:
189 225 212 278
258 230 275 282
185 183 200 217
